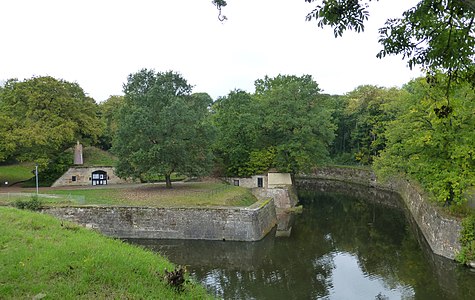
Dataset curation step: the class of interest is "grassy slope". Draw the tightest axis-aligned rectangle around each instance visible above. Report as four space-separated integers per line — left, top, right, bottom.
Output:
81 146 118 167
0 146 117 187
0 207 212 299
0 163 34 185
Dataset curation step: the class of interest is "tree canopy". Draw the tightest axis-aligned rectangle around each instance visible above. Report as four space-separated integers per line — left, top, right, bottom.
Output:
0 76 102 166
97 95 125 150
339 85 406 164
113 69 213 188
211 90 260 177
374 74 475 206
212 74 335 177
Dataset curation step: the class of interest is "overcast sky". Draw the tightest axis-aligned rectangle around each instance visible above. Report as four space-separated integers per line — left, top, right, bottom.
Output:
1 0 422 102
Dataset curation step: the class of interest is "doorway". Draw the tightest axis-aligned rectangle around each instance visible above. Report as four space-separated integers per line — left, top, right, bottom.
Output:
91 170 108 185
257 177 263 188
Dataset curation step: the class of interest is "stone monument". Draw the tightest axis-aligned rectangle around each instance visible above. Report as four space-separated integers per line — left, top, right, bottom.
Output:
74 141 83 165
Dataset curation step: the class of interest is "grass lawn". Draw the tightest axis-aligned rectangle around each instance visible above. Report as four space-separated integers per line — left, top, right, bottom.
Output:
81 146 118 167
0 207 212 299
0 163 34 185
0 182 258 208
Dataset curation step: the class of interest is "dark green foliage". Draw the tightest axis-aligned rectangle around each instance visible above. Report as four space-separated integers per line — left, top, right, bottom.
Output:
377 0 475 79
211 90 260 176
113 69 214 188
305 0 370 36
254 75 335 174
456 215 475 264
306 0 475 82
96 95 125 150
38 151 72 185
340 85 406 165
21 151 73 187
14 195 42 211
327 95 352 161
375 74 475 206
212 75 335 177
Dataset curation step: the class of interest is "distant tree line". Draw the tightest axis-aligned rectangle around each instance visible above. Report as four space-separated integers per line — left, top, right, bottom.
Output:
0 69 474 206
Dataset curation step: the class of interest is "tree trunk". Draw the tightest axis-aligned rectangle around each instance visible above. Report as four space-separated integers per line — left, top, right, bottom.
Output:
165 174 172 189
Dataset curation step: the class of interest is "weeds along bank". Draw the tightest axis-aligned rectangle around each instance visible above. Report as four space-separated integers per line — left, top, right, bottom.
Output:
297 166 470 263
0 207 212 299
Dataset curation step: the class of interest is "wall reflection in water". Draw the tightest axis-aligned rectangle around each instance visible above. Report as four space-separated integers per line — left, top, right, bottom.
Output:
127 181 475 300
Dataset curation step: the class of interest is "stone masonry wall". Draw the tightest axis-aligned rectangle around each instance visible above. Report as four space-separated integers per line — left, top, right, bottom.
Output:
52 167 129 187
42 198 277 241
225 175 268 189
252 187 298 209
298 167 462 260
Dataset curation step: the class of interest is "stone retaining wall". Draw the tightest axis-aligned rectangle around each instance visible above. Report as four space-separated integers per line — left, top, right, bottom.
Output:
42 198 277 241
298 167 462 260
52 166 130 187
252 186 298 209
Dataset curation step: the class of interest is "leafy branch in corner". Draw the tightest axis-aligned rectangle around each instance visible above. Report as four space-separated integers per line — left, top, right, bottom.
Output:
212 0 228 22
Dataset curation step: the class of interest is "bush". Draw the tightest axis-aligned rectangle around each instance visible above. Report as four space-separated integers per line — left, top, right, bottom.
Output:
164 266 187 291
456 215 475 265
14 195 43 211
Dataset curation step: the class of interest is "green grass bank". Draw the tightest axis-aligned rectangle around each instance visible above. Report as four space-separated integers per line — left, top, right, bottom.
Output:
0 163 34 185
0 207 212 299
0 182 257 208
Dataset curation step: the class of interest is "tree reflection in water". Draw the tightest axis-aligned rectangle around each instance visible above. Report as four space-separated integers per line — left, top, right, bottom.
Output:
128 182 475 300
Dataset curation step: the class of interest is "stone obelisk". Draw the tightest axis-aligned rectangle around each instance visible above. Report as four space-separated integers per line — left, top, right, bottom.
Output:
74 141 83 165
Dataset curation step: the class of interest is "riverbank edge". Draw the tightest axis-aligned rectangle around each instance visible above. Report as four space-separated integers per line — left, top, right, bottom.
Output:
297 166 462 261
41 197 277 242
0 206 212 299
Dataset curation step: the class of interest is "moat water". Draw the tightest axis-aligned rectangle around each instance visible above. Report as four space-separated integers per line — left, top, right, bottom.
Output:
128 182 475 299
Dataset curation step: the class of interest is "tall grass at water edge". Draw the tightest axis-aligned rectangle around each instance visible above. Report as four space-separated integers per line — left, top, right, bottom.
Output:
0 207 212 299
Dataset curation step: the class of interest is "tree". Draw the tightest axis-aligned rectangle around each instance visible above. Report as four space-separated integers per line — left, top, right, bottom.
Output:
97 95 125 150
0 76 102 166
254 75 335 175
376 0 475 82
374 74 475 206
341 85 406 164
212 75 335 177
211 90 260 177
113 69 213 188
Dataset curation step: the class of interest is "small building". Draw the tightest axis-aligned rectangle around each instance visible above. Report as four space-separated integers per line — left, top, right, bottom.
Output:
51 166 129 187
225 171 296 209
226 171 292 189
228 175 268 189
51 143 131 187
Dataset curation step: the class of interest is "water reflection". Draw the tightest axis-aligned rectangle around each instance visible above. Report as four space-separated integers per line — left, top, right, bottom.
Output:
325 251 414 299
127 181 475 299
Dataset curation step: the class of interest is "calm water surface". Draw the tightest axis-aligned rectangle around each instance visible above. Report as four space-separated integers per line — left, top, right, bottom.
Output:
129 182 475 299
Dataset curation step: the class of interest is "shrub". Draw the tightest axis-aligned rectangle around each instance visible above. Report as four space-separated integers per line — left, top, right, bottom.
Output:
456 215 475 265
14 195 43 211
164 266 187 291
